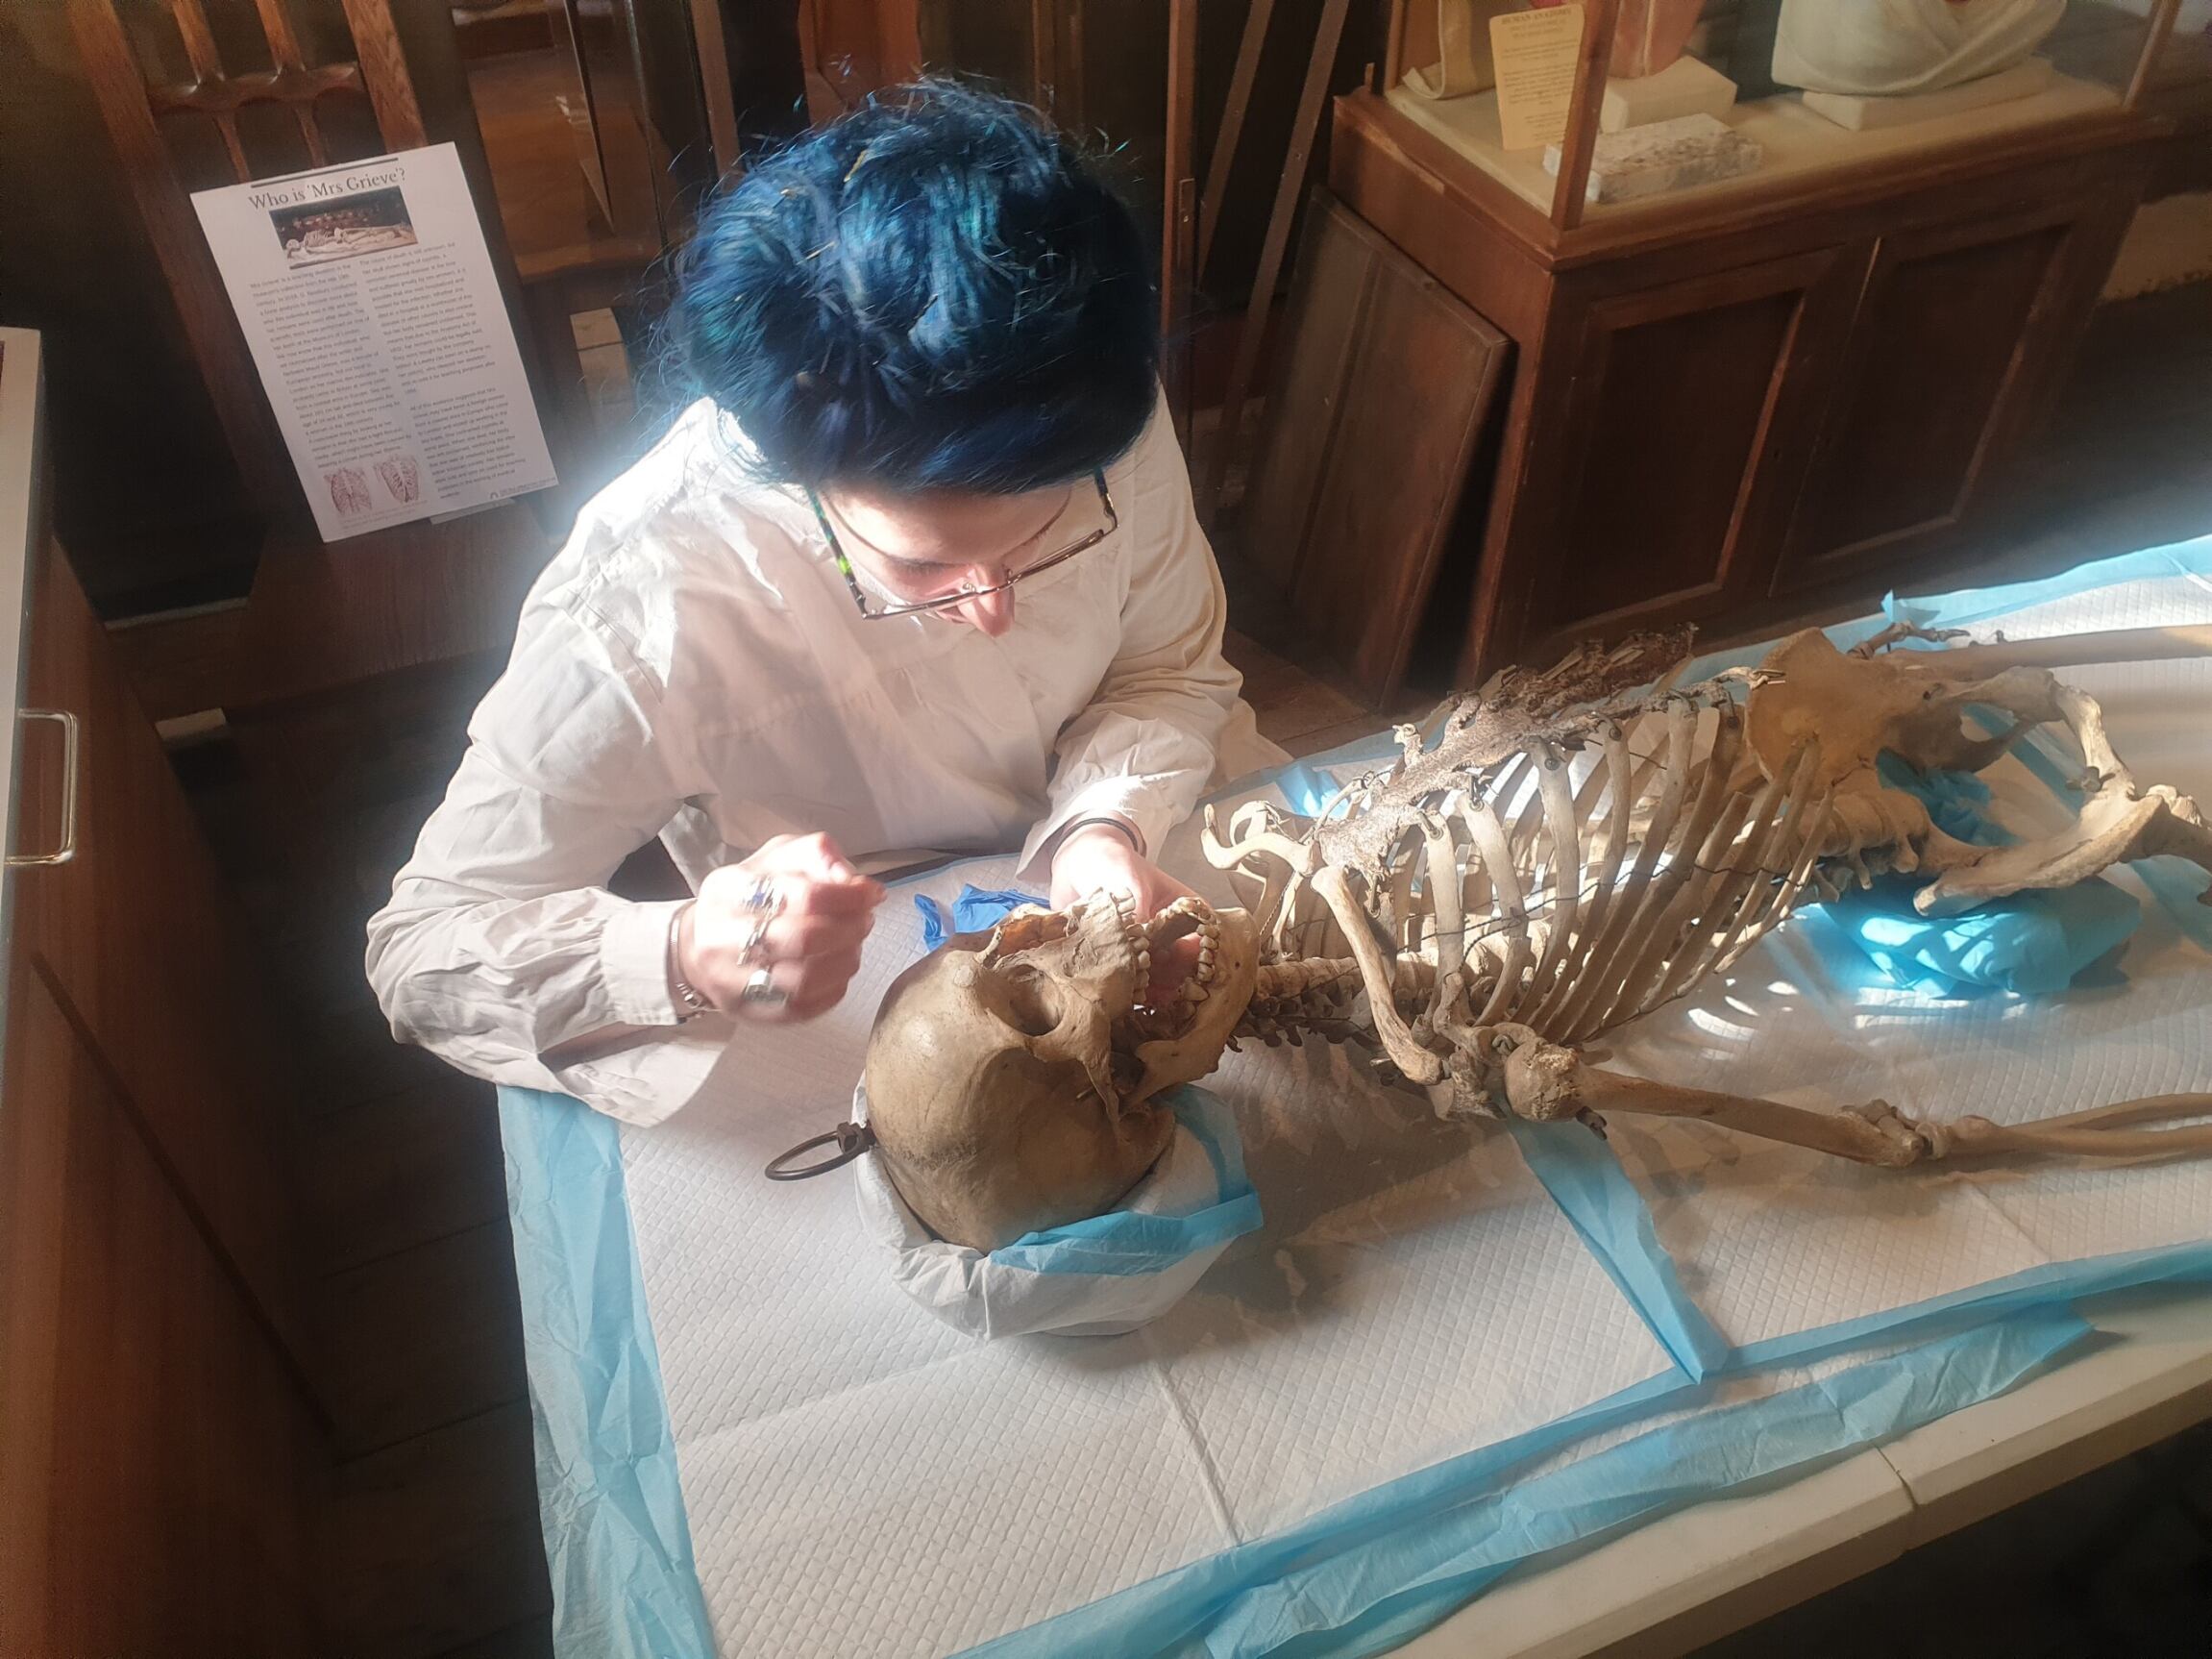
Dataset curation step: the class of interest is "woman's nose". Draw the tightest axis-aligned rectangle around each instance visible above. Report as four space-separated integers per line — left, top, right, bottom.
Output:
959 583 1016 636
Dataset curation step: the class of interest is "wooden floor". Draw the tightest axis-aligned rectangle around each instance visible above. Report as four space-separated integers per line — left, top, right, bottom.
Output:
177 658 548 1657
466 46 667 281
162 285 2212 1657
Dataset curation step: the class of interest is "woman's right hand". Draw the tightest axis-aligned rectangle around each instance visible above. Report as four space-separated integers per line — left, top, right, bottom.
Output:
674 832 886 1021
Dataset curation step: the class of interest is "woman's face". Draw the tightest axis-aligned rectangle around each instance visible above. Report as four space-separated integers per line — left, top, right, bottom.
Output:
817 482 1081 636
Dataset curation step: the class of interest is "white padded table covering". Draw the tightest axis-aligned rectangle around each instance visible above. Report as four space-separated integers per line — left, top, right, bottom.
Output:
618 856 1675 1657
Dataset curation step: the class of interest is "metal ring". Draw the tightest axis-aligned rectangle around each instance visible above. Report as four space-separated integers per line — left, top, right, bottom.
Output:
739 965 789 1010
738 911 775 966
740 876 783 915
764 1121 875 1180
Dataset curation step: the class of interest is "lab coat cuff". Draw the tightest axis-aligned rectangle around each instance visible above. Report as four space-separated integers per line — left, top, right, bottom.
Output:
600 898 692 1028
550 1025 729 1128
1019 781 1176 883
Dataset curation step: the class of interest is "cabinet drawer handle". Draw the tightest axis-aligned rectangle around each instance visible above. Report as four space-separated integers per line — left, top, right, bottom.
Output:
10 708 81 868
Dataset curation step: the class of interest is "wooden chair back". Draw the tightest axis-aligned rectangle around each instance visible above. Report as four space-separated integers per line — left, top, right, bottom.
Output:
66 0 430 523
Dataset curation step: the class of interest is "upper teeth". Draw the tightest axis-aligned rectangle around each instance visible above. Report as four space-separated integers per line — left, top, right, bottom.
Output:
1118 895 1227 1005
1183 913 1223 1002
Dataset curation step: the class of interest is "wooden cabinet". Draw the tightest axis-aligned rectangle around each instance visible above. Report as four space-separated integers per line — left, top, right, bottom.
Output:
1 334 323 1651
1319 87 2159 685
1 964 316 1655
13 549 315 1371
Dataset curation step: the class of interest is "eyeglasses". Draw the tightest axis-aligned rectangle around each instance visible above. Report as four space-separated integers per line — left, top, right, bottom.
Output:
808 470 1118 621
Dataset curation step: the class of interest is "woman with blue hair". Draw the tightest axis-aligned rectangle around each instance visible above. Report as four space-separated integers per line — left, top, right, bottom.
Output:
367 85 1280 1126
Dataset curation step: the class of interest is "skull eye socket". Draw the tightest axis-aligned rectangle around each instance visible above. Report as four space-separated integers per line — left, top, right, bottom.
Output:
998 963 1061 1038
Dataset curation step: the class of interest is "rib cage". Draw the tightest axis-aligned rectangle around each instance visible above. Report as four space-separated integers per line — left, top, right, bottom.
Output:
1204 639 1837 1088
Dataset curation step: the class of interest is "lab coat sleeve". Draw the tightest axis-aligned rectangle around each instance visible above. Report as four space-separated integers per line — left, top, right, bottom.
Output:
364 597 725 1127
1019 394 1251 879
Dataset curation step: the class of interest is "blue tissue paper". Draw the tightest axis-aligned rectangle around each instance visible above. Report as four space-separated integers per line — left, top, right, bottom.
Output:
1818 755 2141 996
916 884 1049 950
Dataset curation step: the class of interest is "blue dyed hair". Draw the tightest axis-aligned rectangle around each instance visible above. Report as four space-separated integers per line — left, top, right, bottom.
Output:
668 82 1159 495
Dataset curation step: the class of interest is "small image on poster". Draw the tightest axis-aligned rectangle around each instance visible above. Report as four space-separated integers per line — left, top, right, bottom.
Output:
268 184 419 265
191 143 556 543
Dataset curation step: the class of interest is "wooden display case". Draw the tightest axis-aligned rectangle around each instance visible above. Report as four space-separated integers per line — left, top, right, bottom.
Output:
1310 0 2184 684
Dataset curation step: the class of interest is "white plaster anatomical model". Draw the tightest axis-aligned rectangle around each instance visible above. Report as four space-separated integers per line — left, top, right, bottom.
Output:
854 626 2212 1252
1772 0 2065 97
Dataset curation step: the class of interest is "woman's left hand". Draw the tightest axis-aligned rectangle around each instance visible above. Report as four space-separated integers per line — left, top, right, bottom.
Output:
1050 823 1202 1002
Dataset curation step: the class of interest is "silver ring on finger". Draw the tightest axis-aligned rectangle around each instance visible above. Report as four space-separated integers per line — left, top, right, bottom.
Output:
739 965 790 1011
738 910 775 966
739 876 783 916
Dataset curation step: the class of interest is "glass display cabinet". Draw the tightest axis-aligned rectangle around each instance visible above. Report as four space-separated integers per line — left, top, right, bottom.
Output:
1310 0 2189 687
1384 0 2187 229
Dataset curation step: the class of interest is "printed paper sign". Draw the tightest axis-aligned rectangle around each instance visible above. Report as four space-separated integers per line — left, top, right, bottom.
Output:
1491 3 1586 151
191 144 556 542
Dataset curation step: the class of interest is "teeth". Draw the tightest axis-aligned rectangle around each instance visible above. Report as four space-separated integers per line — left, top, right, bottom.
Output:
1195 914 1221 985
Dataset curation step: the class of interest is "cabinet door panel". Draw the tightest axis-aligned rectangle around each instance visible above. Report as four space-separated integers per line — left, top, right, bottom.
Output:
0 962 316 1655
15 545 311 1372
1245 192 1377 596
1775 191 2137 594
1246 192 1511 706
1520 245 1861 645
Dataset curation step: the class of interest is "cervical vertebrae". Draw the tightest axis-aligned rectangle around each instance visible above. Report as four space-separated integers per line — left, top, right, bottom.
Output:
856 627 2212 1252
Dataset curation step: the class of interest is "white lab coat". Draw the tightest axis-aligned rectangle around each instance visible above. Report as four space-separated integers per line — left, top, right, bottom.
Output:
365 391 1282 1125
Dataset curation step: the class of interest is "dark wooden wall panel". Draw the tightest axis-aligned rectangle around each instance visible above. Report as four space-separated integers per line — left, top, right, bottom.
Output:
1243 190 1508 706
1244 191 1373 592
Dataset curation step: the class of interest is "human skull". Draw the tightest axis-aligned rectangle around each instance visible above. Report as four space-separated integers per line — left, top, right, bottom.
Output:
862 892 1261 1251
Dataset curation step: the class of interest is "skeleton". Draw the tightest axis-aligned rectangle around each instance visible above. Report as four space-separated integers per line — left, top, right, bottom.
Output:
839 625 2212 1253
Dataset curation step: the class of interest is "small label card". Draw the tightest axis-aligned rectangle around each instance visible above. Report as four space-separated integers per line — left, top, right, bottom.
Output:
1490 3 1585 151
